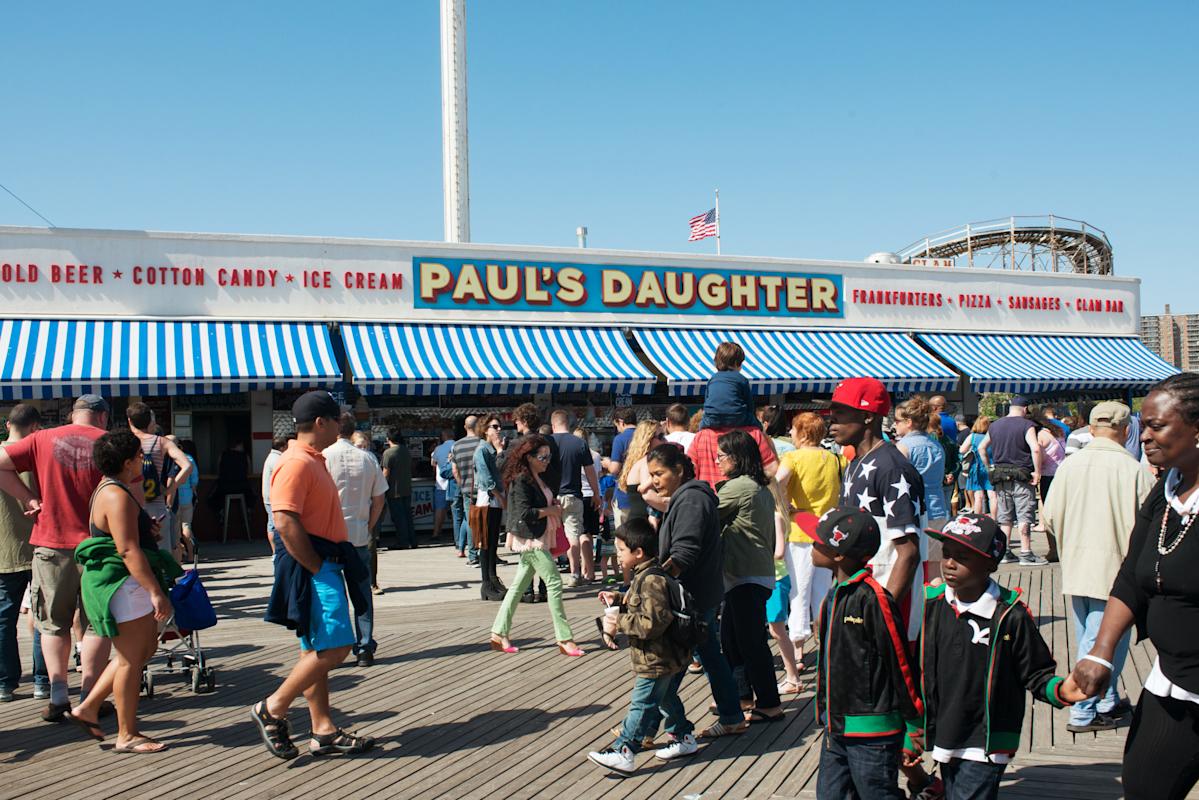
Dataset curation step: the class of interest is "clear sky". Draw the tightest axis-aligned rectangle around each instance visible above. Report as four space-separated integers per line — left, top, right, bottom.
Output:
2 1 1194 313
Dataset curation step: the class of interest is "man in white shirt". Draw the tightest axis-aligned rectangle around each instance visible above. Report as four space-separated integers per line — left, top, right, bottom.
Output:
262 435 291 559
663 403 695 451
324 413 387 667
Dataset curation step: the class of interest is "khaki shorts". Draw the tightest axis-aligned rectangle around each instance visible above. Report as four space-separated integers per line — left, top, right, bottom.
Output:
31 546 91 636
557 494 586 541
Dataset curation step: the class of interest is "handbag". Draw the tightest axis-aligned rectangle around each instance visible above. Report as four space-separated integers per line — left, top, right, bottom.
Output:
169 568 217 630
548 505 569 557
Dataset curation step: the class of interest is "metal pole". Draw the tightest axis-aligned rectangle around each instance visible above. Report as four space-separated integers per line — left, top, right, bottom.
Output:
1081 221 1089 273
440 0 470 243
576 226 588 249
714 189 721 256
1049 214 1057 272
1009 217 1016 270
966 223 973 268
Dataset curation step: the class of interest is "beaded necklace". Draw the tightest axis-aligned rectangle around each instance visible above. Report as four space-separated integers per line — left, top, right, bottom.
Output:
1157 476 1199 592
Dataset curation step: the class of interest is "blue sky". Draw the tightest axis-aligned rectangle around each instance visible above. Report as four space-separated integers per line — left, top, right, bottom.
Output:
2 1 1194 313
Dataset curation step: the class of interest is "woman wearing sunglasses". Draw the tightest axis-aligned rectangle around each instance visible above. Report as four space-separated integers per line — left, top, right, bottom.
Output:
489 435 584 657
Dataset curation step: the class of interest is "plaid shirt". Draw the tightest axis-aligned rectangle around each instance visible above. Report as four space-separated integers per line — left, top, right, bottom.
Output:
687 426 778 488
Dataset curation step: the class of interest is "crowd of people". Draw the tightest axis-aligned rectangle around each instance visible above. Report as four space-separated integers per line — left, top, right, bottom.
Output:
0 342 1197 798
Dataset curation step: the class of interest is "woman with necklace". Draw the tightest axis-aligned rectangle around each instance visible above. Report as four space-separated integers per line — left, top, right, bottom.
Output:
1071 373 1199 799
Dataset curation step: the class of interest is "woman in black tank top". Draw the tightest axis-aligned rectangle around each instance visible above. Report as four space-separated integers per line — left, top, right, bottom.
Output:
68 431 172 754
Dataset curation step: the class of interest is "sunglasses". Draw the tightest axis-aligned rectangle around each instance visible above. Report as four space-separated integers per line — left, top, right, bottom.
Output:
487 423 502 430
534 453 551 462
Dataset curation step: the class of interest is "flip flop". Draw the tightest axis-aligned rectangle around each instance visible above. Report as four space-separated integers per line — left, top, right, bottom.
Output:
594 618 619 651
64 711 105 741
112 735 167 754
744 708 786 724
697 721 748 739
777 678 804 696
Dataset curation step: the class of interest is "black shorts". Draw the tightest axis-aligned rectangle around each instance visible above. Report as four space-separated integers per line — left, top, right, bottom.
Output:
582 500 600 538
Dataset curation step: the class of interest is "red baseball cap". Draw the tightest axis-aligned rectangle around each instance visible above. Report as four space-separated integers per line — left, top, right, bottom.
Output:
830 377 891 416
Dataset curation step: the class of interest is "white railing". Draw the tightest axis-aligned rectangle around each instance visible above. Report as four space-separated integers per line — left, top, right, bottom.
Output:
896 215 1112 263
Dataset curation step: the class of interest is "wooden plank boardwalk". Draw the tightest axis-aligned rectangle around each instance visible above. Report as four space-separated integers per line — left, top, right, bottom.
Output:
0 546 1192 800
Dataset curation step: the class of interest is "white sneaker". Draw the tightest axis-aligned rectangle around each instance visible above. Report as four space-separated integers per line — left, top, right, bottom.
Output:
565 574 581 588
588 745 636 775
654 733 698 760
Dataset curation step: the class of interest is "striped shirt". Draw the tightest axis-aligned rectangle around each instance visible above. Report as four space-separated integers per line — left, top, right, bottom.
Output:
451 436 482 499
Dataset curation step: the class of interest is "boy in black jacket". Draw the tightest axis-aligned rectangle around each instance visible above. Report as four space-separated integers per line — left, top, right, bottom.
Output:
812 508 923 800
909 514 1086 799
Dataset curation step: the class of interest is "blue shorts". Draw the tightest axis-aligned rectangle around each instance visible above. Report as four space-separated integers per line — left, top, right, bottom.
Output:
434 489 448 511
766 575 792 624
299 561 355 652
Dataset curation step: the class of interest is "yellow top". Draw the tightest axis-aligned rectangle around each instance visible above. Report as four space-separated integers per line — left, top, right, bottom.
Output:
780 447 846 543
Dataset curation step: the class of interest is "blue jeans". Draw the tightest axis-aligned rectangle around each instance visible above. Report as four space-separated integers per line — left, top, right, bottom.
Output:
452 494 469 554
614 672 693 753
0 570 30 690
816 732 906 799
32 627 47 689
940 757 1007 800
351 546 376 655
1070 595 1130 724
389 496 415 548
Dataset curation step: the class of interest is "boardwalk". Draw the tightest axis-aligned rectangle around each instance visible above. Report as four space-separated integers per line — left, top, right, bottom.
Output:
0 539 1188 800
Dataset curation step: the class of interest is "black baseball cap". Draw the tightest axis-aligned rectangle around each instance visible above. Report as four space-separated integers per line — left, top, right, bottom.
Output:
927 513 1006 564
292 390 341 425
812 508 880 561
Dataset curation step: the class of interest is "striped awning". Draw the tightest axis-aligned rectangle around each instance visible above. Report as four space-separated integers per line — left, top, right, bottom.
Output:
0 319 341 399
915 333 1179 394
633 328 960 396
341 323 656 396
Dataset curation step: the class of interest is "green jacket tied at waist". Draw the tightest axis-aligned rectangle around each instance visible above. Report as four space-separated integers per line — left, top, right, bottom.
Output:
74 536 184 638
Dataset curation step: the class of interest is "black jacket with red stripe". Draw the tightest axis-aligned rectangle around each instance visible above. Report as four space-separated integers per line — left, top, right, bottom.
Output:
815 568 923 739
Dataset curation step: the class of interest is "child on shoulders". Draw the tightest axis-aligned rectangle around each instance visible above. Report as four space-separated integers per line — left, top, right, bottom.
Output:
699 341 757 430
587 519 698 775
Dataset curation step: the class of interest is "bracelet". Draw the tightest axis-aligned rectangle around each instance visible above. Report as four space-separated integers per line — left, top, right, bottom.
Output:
1081 654 1113 671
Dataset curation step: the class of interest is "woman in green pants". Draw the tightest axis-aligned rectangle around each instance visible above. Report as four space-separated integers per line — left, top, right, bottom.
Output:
489 435 584 657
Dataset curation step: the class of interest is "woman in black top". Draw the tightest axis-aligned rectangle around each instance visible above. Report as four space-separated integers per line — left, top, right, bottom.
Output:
1071 373 1199 800
67 431 173 753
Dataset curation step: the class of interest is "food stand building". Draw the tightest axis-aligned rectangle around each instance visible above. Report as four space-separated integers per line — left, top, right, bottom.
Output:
0 225 1176 533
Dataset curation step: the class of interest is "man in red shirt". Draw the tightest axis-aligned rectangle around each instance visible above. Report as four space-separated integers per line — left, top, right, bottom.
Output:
0 395 110 720
688 424 778 488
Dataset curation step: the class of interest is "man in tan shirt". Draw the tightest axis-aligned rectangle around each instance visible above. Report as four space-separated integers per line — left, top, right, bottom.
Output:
1043 401 1153 733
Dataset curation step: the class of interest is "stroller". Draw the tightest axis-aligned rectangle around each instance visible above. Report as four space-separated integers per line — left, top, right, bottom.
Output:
141 544 216 697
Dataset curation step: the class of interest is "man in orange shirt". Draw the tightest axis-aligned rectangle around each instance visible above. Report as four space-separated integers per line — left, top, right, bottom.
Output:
251 391 374 760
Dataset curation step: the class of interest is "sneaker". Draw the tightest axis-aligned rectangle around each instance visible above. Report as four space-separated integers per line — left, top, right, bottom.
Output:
588 745 636 775
1067 713 1118 733
32 685 49 700
564 574 581 588
912 776 945 800
1101 697 1134 717
654 733 698 760
0 687 12 702
1018 551 1049 566
1000 550 1019 564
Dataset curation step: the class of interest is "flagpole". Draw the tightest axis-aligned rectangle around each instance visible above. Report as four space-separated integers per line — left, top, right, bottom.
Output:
714 188 721 255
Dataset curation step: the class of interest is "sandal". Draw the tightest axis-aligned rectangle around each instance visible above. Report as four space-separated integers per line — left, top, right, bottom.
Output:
65 710 105 741
594 618 619 651
112 735 167 754
697 721 748 739
777 678 803 696
744 708 786 724
310 728 375 756
250 700 298 760
708 699 755 714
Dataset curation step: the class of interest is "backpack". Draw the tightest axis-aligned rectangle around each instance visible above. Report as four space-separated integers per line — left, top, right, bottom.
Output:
644 565 709 651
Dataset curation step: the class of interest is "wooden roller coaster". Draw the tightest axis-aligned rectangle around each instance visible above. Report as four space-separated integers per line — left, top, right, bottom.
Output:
895 215 1113 275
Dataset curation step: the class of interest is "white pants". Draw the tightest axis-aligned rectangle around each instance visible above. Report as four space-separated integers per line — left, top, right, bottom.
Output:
784 541 832 644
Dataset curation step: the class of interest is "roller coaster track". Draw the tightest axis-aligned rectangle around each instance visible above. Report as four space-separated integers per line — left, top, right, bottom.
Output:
896 215 1113 275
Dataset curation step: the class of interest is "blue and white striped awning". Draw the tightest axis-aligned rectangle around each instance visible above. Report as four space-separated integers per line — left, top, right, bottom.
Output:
633 328 960 396
0 319 341 399
341 323 657 396
916 333 1179 394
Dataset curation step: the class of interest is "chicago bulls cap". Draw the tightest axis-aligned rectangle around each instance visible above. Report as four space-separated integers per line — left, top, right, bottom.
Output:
830 377 891 416
811 507 880 561
927 513 1006 564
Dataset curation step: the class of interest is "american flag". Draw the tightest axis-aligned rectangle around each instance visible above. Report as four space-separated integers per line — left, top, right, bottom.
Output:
688 208 718 242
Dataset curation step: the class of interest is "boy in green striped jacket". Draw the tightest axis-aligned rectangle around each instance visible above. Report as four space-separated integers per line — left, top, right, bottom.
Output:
907 514 1087 800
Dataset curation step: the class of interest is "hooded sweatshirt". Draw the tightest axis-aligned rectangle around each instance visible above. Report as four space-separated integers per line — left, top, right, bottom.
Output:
658 478 725 611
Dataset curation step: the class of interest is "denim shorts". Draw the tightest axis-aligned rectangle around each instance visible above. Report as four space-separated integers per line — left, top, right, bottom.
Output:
299 561 355 652
434 489 448 511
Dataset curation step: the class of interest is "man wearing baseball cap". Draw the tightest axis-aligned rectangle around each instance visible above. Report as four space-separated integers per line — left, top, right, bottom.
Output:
254 391 373 760
828 377 926 641
811 508 923 798
1042 400 1150 733
978 395 1047 565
